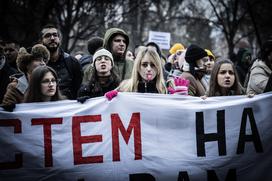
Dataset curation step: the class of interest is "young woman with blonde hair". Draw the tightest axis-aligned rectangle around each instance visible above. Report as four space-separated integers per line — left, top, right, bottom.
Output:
105 47 167 100
117 46 167 93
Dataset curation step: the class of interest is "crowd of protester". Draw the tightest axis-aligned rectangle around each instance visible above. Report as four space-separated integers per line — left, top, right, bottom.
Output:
0 24 272 111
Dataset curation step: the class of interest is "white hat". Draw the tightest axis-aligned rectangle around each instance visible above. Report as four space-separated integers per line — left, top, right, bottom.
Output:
92 48 114 67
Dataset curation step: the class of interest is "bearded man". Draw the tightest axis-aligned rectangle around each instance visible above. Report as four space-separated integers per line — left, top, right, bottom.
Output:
39 24 82 99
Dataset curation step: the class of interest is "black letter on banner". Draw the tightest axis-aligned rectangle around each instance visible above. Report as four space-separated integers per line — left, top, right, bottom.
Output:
237 108 263 154
196 110 226 156
207 169 236 181
129 173 156 181
178 171 190 181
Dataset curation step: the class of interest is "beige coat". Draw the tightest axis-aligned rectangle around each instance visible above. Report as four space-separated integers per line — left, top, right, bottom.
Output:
246 59 272 94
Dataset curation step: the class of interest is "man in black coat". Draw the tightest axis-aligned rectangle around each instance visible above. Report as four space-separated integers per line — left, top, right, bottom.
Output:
39 24 83 99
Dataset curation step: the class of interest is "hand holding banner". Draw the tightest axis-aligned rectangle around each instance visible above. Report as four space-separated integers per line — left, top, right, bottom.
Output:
0 93 272 180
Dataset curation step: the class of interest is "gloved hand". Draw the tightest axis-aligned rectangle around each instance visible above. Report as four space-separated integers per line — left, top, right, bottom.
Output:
168 77 190 95
77 96 90 104
1 104 16 112
104 90 118 101
167 87 176 94
174 76 190 87
169 86 189 95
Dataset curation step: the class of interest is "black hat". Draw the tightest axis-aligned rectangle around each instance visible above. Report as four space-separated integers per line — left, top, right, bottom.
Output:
185 44 207 63
87 37 103 55
16 47 32 73
146 42 162 57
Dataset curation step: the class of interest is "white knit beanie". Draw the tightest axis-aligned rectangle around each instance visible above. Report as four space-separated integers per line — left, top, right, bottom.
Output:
92 48 114 67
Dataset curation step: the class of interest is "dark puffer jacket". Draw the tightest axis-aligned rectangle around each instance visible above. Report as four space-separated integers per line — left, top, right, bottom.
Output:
78 73 120 98
47 50 83 99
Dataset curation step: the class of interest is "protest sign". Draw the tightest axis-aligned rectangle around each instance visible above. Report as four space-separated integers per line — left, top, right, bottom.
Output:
0 93 272 180
148 31 171 50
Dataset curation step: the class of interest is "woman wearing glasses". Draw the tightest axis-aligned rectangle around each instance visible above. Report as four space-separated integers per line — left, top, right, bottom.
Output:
24 66 65 102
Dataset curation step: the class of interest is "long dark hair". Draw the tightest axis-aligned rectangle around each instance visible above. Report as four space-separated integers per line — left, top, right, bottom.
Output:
88 65 121 94
24 66 65 102
208 59 242 96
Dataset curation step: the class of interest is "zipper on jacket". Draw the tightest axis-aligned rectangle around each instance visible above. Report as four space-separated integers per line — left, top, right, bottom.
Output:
145 82 147 92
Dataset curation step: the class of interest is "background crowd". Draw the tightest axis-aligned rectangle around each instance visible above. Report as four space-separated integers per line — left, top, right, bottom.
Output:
0 24 271 111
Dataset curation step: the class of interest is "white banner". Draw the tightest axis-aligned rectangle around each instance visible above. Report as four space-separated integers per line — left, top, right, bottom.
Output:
148 31 171 50
0 93 272 181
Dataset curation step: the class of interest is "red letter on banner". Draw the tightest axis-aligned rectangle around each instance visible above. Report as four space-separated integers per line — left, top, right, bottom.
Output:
72 115 103 165
31 118 63 167
0 119 22 169
111 112 142 161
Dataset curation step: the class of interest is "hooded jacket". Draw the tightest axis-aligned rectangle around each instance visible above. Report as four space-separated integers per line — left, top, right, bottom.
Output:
47 49 83 99
103 28 134 80
235 48 252 85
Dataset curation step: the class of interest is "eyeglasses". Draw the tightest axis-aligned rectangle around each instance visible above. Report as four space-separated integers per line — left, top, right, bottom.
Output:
41 78 57 85
43 32 59 39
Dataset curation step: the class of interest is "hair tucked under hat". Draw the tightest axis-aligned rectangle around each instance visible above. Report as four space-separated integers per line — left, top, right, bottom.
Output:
205 49 215 60
17 44 50 73
31 44 50 62
16 47 32 73
169 43 185 55
185 44 207 78
87 37 103 55
92 48 114 67
185 44 207 63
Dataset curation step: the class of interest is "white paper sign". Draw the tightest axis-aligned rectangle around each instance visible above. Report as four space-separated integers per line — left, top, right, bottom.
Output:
148 31 171 50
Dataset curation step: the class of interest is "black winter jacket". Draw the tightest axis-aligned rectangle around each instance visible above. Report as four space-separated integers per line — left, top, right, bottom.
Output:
47 50 83 99
78 75 120 98
137 80 158 93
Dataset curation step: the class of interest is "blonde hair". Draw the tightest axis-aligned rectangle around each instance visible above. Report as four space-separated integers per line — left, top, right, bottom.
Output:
118 47 167 93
